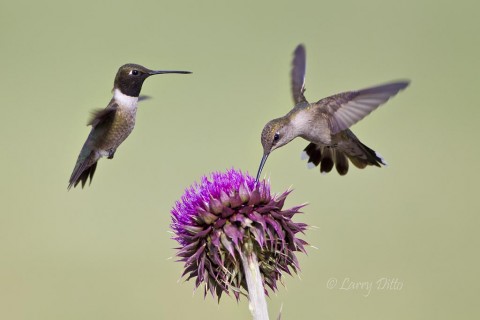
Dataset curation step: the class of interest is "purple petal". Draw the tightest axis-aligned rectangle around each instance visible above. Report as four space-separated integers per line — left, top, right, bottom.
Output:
248 187 261 206
223 223 243 246
220 233 236 258
238 182 250 203
209 196 223 214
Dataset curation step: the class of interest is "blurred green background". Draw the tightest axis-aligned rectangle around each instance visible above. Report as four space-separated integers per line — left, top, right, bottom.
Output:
1 0 479 319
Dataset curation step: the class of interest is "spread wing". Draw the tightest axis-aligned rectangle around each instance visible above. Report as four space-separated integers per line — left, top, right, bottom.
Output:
87 101 118 128
315 81 409 134
291 44 307 104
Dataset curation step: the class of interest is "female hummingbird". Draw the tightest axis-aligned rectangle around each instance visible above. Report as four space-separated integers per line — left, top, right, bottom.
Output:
256 44 409 180
68 64 191 189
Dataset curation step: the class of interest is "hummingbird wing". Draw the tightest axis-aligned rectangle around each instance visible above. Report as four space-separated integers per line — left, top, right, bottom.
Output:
138 95 151 102
291 44 307 104
68 102 119 190
315 81 409 134
87 101 118 127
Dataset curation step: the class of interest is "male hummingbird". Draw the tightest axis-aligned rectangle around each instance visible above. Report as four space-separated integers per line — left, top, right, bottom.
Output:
256 44 409 180
68 63 191 189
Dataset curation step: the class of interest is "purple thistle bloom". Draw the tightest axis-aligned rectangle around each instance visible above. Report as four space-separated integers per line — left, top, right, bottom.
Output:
171 168 308 300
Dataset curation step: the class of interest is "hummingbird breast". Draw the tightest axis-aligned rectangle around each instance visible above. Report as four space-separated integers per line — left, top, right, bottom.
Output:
291 106 332 145
98 106 137 151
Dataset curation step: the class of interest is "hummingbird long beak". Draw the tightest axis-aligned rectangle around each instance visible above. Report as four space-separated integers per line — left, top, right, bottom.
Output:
149 70 192 75
256 153 269 182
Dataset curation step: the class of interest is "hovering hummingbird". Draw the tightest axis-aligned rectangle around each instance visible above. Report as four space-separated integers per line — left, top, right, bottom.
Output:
256 44 409 180
68 64 191 190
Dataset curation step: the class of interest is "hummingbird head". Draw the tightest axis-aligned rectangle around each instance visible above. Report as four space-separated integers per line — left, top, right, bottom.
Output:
256 117 294 181
114 64 191 97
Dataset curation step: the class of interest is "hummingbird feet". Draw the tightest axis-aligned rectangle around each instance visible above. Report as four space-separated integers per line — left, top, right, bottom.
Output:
107 149 116 159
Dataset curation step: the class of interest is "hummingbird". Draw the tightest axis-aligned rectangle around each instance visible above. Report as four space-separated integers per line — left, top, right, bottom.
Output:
68 63 191 190
256 44 409 180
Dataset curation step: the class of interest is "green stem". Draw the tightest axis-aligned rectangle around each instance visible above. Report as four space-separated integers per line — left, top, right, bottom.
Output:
240 249 269 320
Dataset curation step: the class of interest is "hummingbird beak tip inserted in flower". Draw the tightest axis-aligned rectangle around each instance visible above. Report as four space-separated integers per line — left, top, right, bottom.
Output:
255 153 269 182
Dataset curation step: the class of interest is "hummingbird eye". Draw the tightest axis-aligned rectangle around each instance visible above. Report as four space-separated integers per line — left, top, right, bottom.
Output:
273 132 280 142
130 70 139 76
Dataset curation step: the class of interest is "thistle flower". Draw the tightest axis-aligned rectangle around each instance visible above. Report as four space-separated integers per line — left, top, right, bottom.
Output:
171 169 308 305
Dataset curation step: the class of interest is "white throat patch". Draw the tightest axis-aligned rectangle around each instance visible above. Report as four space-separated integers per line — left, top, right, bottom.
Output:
114 89 138 109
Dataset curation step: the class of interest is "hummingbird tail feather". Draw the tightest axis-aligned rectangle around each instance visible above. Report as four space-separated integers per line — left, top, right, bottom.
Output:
334 151 349 175
320 147 334 174
302 143 337 175
303 143 321 166
302 139 385 176
76 161 97 188
346 141 385 169
340 130 386 170
68 151 98 190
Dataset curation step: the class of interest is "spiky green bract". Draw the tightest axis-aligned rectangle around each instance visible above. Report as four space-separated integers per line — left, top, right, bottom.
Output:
171 169 308 301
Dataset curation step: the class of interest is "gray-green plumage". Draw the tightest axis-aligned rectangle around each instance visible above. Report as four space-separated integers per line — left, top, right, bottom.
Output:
256 44 409 180
68 64 191 189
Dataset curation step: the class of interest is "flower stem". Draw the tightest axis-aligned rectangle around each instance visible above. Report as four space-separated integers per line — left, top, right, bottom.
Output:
240 249 269 320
